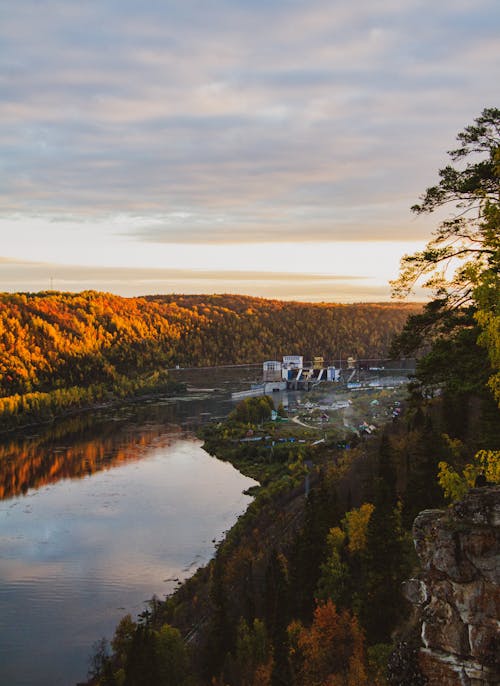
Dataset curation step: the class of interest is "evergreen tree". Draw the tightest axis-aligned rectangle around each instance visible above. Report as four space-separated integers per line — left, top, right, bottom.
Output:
377 431 397 503
402 417 444 527
124 625 158 686
289 477 340 621
203 553 233 681
361 479 411 644
390 107 500 408
263 551 292 686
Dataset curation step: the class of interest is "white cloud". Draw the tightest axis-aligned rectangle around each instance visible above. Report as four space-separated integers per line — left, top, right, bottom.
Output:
0 0 498 295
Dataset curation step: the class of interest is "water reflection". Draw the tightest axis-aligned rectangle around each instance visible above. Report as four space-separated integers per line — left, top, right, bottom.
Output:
0 394 232 501
0 396 255 686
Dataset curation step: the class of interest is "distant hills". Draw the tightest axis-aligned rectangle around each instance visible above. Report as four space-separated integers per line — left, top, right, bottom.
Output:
0 290 420 400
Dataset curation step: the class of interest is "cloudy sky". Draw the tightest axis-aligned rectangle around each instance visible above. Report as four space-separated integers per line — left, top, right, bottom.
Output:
1 0 498 301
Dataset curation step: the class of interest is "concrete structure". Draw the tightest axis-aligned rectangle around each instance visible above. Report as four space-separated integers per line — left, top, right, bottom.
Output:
263 360 282 382
231 385 266 400
327 367 341 382
281 355 303 380
264 381 287 393
276 354 341 389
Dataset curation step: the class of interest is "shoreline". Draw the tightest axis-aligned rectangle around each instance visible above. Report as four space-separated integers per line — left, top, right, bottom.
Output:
0 381 188 437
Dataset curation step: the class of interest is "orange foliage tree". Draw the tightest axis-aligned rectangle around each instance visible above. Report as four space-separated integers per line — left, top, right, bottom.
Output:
288 599 368 686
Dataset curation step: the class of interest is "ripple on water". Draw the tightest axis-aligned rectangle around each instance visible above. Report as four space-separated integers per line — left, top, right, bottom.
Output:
0 428 257 686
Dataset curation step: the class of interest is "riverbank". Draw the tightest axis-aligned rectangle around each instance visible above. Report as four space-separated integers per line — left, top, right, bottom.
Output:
0 360 266 436
84 385 420 685
0 400 259 686
0 377 188 435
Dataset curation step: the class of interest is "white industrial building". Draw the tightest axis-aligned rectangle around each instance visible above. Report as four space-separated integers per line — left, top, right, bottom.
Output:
262 360 282 382
262 355 341 388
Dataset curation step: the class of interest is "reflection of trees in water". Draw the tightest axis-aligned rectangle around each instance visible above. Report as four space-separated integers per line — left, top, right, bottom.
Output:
0 408 189 501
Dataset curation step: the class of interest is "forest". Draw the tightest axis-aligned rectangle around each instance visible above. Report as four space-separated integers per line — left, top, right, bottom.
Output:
86 368 499 686
0 291 418 430
85 108 499 685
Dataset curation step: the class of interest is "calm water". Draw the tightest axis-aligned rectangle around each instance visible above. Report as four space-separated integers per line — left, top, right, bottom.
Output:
0 395 257 686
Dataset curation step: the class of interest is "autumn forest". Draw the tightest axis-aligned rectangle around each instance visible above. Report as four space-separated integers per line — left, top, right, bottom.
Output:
0 290 419 430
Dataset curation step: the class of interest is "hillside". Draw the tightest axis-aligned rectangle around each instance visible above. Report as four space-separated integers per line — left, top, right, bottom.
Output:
84 386 498 686
0 291 420 429
148 294 420 366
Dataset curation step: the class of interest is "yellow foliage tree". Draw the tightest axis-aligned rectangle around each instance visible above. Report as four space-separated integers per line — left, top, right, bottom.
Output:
438 449 500 501
341 503 375 554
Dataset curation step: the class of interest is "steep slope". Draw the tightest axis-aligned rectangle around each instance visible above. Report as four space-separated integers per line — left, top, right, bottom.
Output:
405 486 499 685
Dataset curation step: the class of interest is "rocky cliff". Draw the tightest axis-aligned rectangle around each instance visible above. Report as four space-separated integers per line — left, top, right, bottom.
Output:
404 485 499 686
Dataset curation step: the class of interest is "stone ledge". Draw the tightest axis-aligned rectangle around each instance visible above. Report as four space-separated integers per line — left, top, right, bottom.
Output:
419 648 499 686
409 487 500 686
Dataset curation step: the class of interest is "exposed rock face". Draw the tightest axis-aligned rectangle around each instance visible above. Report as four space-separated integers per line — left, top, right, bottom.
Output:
407 486 500 686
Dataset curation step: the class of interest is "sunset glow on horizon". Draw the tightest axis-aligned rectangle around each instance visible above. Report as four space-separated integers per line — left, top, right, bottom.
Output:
1 1 498 301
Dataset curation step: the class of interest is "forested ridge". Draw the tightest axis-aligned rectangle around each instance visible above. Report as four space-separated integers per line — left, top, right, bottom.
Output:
147 294 418 365
0 290 419 429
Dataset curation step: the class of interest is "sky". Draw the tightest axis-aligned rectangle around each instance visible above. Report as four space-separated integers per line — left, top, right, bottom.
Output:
1 0 499 302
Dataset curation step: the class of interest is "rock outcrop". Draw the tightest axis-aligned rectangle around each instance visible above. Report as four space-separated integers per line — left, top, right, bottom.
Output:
405 485 499 685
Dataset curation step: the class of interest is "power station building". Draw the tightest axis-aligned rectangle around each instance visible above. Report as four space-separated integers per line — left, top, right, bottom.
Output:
262 355 340 389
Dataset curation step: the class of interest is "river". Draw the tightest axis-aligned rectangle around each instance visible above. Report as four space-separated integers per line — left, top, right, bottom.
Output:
0 394 257 686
